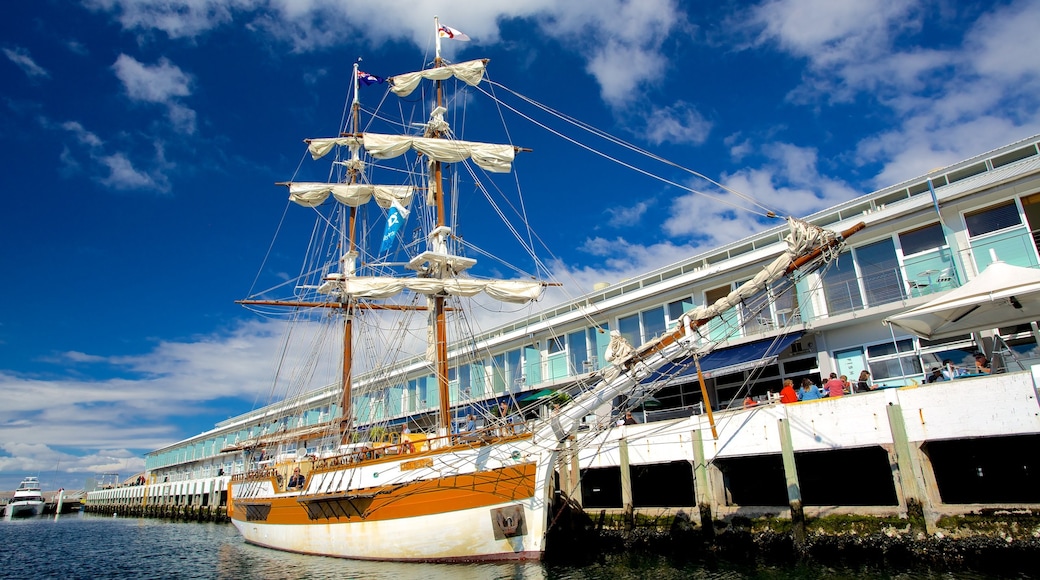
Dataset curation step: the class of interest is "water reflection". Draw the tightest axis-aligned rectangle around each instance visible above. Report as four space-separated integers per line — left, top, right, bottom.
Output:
0 514 1020 579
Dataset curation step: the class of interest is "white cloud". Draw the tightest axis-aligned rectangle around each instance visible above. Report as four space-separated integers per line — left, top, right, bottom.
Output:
641 101 712 146
0 318 305 489
88 1 683 109
54 118 173 193
99 152 162 190
548 238 702 297
737 0 1040 189
112 54 196 134
605 200 650 228
3 46 50 78
658 141 860 251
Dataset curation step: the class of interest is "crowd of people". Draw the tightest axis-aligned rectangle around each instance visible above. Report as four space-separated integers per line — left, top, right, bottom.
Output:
770 352 993 405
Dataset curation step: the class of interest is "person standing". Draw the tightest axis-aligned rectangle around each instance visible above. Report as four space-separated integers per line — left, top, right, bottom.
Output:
779 379 799 403
823 373 844 397
288 468 305 490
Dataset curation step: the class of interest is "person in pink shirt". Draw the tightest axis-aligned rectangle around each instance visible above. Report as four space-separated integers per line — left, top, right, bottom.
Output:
823 372 845 397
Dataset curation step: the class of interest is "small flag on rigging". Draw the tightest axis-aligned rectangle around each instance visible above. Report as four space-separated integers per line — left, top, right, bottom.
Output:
379 199 410 254
438 24 471 41
357 70 385 85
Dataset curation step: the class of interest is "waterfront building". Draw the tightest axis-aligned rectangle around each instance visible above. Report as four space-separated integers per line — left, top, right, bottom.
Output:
88 133 1040 518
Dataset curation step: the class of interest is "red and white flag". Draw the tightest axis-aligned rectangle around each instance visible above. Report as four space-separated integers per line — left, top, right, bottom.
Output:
438 24 471 42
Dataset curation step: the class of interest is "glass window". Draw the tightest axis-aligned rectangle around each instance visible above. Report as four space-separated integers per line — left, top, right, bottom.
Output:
567 331 586 374
642 306 666 340
855 238 904 306
547 336 565 354
618 314 641 347
782 356 818 375
738 282 772 334
899 223 945 256
822 251 862 314
965 201 1021 237
866 339 921 386
667 298 694 322
867 338 915 357
771 280 800 325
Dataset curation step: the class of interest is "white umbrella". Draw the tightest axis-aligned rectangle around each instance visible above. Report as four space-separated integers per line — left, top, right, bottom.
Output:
884 261 1040 340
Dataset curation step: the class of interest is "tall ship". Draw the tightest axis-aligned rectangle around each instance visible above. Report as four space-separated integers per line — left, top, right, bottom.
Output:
7 476 45 518
224 17 860 561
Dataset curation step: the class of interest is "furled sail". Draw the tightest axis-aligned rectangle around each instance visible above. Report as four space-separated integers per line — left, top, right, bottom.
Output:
388 59 487 98
683 218 835 323
318 275 544 304
306 133 515 173
286 182 415 209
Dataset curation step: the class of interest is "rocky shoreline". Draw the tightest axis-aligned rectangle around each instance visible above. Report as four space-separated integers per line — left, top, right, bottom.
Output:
552 511 1040 575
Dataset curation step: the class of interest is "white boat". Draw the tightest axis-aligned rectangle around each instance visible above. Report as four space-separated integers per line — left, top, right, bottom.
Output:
7 476 45 518
226 17 862 561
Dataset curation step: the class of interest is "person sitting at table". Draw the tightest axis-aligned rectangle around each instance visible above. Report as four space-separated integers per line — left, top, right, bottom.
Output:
823 373 844 397
856 370 874 393
779 379 799 403
798 378 823 401
974 353 992 374
926 367 945 383
941 359 958 380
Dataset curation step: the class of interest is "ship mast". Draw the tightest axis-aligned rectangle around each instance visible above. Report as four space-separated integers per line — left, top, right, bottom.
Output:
432 16 451 436
336 60 364 444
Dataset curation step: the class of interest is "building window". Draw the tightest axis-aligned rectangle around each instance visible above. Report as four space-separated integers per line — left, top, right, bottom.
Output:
567 330 587 375
667 297 694 324
866 338 922 387
642 306 666 341
822 251 862 314
965 200 1038 271
900 223 944 256
618 313 641 347
547 336 564 354
855 238 904 306
704 284 738 340
965 201 1021 237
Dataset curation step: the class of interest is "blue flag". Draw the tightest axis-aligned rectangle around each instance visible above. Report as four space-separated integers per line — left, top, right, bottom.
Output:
357 70 385 86
379 200 409 254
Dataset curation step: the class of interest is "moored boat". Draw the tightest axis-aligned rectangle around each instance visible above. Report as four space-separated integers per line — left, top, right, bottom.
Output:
7 476 45 518
225 17 862 561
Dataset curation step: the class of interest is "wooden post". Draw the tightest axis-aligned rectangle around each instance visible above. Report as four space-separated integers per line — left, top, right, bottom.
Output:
568 436 583 505
886 403 936 534
691 428 715 539
618 436 634 532
778 418 806 547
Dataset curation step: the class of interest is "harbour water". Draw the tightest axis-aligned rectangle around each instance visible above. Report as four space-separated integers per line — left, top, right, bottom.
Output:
0 513 1025 579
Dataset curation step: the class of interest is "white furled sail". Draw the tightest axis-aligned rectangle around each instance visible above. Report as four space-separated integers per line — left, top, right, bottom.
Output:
682 218 835 323
389 59 487 98
306 133 515 173
287 182 415 209
362 133 515 173
319 274 544 304
306 136 361 160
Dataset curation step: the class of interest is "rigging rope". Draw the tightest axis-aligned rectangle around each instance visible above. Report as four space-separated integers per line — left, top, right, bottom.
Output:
480 79 779 219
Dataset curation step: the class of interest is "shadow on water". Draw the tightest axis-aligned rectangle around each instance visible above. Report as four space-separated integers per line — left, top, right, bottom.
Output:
0 514 1027 580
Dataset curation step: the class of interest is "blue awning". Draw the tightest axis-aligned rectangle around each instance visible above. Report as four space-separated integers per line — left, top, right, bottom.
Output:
698 332 804 376
642 332 803 383
518 388 556 402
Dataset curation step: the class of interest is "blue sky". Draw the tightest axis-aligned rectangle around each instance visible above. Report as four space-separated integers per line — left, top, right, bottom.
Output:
3 0 1040 491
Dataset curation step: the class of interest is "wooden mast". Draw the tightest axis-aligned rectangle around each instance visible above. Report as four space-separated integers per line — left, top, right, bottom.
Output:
432 18 452 435
338 61 363 444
